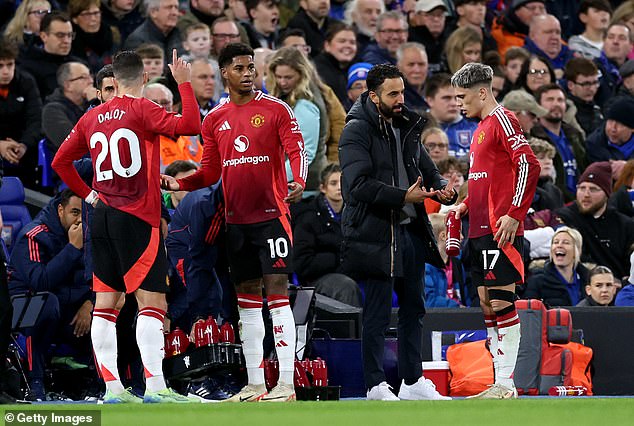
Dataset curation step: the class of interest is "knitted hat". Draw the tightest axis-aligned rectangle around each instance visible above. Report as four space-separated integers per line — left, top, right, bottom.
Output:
578 161 613 197
347 62 372 90
512 0 545 11
606 97 634 129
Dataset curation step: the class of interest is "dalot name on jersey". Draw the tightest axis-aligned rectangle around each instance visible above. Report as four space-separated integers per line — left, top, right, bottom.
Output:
97 109 126 123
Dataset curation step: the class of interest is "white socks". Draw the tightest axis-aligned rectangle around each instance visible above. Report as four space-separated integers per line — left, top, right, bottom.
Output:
484 314 499 381
496 309 521 389
92 308 124 394
268 295 296 385
137 307 167 392
237 294 266 386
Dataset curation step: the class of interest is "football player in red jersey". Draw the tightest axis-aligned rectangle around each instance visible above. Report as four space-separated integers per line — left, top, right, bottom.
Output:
161 43 307 402
451 62 540 399
52 49 201 403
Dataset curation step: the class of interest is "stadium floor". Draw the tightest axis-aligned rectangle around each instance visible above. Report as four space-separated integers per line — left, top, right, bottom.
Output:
3 398 634 426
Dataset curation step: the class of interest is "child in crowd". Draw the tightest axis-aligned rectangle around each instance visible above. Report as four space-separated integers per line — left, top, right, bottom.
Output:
424 213 470 308
577 265 617 306
135 43 165 80
182 23 212 60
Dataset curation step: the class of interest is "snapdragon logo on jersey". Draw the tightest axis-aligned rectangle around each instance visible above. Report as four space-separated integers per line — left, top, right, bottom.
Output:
468 152 488 181
223 135 271 167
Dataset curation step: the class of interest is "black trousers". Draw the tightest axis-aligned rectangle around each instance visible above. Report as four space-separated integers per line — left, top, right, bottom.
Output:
362 228 426 389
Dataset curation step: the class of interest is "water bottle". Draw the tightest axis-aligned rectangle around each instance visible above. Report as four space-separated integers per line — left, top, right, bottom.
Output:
548 385 587 396
193 320 209 347
220 322 235 343
170 327 189 355
311 358 328 387
205 316 221 344
294 359 311 388
264 359 279 390
445 210 461 256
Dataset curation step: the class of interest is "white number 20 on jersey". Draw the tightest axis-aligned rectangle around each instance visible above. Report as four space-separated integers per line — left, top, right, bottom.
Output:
90 129 142 182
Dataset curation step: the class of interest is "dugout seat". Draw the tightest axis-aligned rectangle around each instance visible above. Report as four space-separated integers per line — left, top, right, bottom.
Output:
0 177 32 254
37 139 54 188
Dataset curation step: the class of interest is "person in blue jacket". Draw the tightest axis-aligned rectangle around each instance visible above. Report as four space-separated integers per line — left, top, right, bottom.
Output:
165 181 236 401
8 189 93 400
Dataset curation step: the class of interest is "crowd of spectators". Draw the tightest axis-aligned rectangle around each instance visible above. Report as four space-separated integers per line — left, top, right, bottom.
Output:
4 0 634 401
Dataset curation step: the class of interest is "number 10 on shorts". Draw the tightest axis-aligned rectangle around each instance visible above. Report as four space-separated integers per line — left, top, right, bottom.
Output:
482 249 500 270
267 237 289 259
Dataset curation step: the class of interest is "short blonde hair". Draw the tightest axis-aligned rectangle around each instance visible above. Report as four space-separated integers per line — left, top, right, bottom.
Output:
550 227 583 267
421 127 449 146
529 137 556 159
428 213 447 239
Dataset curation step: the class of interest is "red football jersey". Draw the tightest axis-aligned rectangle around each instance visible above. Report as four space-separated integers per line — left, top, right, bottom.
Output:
178 91 307 225
52 83 201 227
464 105 540 239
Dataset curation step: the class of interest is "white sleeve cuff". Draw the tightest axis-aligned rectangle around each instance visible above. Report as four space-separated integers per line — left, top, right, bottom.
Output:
85 190 99 205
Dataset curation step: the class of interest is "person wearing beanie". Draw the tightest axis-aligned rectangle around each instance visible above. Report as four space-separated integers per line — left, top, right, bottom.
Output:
586 97 634 162
491 0 546 56
345 62 371 110
556 160 634 279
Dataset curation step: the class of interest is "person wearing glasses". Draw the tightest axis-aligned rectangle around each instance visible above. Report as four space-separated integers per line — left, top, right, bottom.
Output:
360 11 407 65
41 61 98 153
3 0 51 50
69 0 114 74
564 57 603 137
210 17 243 58
18 11 83 100
556 161 634 281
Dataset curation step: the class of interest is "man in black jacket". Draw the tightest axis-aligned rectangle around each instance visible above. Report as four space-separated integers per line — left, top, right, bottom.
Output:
556 161 634 280
339 64 457 401
17 12 82 100
293 164 362 307
41 62 98 154
286 0 339 57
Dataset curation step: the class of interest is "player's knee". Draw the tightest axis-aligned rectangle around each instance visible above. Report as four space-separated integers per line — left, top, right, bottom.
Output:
479 298 493 313
487 288 515 313
236 279 262 296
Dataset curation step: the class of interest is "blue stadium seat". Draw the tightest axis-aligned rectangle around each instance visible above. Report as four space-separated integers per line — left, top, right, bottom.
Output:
0 177 32 254
38 139 54 188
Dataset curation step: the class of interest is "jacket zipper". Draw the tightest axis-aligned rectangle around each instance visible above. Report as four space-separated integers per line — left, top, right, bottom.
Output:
391 175 395 278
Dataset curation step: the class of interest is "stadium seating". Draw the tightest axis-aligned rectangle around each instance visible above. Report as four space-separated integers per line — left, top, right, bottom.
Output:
0 177 32 254
37 139 54 188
